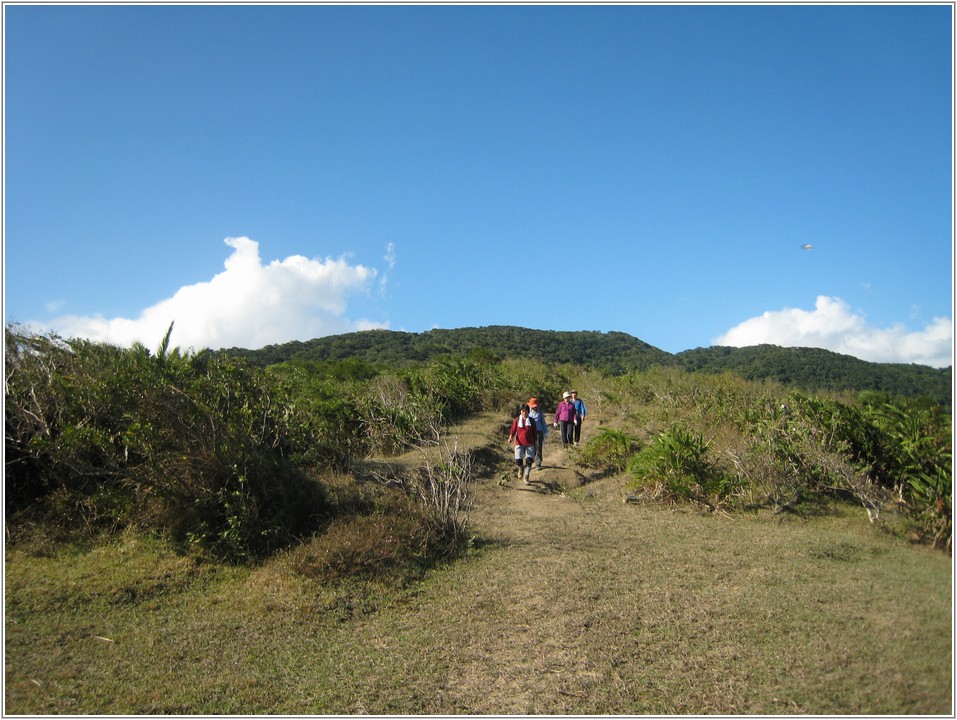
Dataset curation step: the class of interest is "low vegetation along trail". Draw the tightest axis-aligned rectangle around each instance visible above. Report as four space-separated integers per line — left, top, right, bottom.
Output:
370 407 952 715
419 409 640 714
5 406 950 714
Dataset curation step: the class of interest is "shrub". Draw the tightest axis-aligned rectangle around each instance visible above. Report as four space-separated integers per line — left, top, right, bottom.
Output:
411 356 501 420
576 428 642 473
739 393 879 515
291 510 431 582
736 391 954 536
861 397 952 550
266 362 371 470
627 424 740 509
4 325 330 561
358 373 446 454
410 444 475 550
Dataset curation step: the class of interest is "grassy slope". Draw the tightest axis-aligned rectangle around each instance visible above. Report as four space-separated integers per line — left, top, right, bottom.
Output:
5 413 952 715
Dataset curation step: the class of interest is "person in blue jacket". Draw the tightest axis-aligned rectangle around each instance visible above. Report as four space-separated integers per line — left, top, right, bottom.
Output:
527 397 549 470
571 390 586 446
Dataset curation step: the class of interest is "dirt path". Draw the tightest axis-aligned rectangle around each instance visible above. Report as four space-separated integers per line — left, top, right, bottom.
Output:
448 410 602 540
479 438 588 534
414 410 629 713
384 408 949 715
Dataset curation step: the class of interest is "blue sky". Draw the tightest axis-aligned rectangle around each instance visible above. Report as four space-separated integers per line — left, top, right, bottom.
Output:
4 4 953 367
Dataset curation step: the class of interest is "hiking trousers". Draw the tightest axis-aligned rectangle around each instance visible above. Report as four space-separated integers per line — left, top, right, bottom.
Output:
560 421 575 447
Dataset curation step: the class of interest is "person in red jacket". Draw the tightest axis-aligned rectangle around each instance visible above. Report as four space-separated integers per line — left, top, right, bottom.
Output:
507 403 538 484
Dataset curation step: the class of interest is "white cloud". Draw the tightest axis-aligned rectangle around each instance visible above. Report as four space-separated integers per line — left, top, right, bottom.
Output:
714 295 953 368
379 242 397 294
36 237 389 350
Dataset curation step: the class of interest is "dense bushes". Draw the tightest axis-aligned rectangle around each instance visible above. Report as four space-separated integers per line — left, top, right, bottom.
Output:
575 429 641 473
5 326 327 560
860 395 952 549
6 324 951 561
575 370 951 551
4 329 508 562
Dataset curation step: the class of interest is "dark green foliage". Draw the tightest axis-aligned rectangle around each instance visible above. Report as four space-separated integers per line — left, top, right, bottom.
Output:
227 326 673 374
228 329 950 405
5 325 327 561
265 360 372 469
677 344 951 406
859 396 952 550
736 390 951 544
410 356 502 420
740 393 880 514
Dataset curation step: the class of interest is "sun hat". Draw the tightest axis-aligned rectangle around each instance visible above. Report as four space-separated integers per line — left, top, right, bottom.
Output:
562 391 571 399
528 397 538 408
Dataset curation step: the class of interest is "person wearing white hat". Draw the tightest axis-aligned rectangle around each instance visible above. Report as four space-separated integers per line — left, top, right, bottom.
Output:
553 392 578 449
570 390 586 446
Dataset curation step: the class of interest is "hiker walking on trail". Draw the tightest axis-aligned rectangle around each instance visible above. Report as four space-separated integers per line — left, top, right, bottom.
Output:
507 403 538 484
571 390 586 446
553 392 578 449
527 397 548 470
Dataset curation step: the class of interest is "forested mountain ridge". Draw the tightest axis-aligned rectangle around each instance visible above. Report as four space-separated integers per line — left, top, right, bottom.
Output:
225 326 951 404
226 326 672 374
675 344 952 404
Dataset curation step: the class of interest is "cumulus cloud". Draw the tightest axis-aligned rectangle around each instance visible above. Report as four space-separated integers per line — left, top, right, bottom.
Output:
714 295 952 368
37 237 389 350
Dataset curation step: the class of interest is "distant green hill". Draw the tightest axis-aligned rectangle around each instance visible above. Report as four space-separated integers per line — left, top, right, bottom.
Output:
675 344 952 405
225 327 951 405
226 326 673 374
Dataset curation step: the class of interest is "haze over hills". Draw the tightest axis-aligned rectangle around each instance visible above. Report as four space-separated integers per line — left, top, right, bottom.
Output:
225 326 952 406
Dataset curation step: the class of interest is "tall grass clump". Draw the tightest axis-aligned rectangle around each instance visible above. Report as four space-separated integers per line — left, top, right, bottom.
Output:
627 424 741 509
860 394 952 550
576 428 642 473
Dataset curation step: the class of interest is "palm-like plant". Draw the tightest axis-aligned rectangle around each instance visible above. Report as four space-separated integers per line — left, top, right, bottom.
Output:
628 424 737 508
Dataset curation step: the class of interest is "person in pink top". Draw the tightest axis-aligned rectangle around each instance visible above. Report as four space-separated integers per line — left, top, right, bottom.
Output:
553 392 578 449
507 403 538 484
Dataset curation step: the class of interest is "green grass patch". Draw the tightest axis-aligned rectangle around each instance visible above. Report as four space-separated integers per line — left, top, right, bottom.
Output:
5 500 951 715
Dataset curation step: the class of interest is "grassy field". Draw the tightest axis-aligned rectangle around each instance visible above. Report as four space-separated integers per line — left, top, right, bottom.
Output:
4 414 953 715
